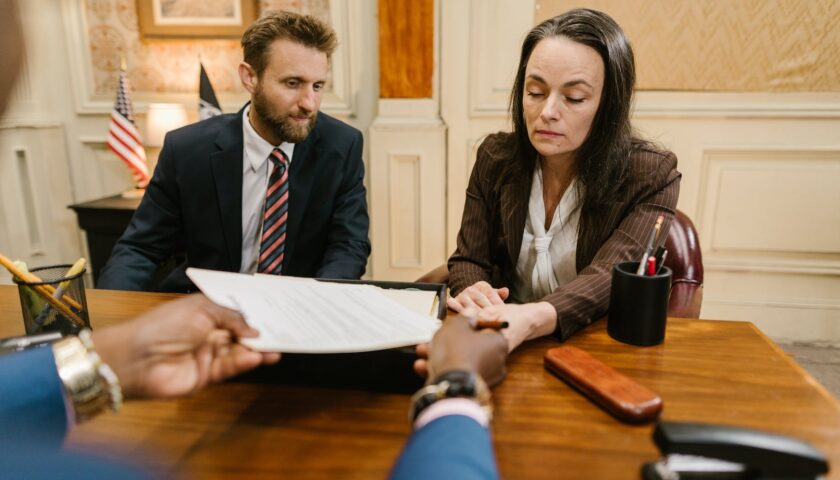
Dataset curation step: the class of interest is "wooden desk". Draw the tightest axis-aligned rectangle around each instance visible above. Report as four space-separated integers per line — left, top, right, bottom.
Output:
1 286 838 479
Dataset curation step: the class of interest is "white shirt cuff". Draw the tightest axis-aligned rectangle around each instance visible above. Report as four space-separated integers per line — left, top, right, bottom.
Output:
413 397 489 430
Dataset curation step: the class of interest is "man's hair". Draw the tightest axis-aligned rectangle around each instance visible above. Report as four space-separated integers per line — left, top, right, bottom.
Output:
241 10 337 76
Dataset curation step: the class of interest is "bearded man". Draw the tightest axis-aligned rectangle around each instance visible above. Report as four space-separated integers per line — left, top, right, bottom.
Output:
99 11 370 292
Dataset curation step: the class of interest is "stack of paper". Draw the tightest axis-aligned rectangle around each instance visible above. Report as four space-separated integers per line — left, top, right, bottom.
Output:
187 268 440 353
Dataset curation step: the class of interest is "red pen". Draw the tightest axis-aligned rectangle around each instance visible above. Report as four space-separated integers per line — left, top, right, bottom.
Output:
646 255 656 276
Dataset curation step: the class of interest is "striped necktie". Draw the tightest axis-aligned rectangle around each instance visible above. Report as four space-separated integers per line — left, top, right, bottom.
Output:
258 148 290 274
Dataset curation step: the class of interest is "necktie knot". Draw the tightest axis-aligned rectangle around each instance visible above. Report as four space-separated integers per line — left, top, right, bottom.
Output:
270 148 289 168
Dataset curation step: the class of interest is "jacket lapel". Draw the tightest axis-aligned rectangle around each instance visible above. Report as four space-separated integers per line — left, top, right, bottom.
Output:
283 116 322 265
209 114 245 271
500 175 530 266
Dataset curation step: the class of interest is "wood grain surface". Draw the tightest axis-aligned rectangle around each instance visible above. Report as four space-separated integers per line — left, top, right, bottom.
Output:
378 0 434 98
1 285 838 479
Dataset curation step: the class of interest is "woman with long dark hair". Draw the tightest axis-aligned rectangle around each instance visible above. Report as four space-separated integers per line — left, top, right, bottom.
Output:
447 9 681 350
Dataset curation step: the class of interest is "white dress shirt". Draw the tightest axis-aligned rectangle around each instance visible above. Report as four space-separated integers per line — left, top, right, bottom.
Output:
240 106 295 273
511 166 581 302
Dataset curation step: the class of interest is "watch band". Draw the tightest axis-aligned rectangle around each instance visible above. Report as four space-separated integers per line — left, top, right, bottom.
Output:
409 370 492 424
52 329 122 423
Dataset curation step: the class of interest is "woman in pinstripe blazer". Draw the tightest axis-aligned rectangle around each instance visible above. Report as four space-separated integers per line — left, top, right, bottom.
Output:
447 9 681 350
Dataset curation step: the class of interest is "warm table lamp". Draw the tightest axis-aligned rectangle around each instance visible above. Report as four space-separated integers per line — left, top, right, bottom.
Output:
145 103 188 147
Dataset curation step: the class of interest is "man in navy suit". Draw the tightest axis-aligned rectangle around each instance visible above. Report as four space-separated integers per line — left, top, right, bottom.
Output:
98 11 370 292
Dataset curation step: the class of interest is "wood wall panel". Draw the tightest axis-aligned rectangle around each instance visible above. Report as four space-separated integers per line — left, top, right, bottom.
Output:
536 0 840 92
378 0 434 98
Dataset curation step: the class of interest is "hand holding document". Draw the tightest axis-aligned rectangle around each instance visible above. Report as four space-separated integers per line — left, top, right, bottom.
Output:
187 268 441 353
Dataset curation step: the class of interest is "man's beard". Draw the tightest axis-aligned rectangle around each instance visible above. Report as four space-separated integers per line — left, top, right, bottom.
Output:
251 87 316 144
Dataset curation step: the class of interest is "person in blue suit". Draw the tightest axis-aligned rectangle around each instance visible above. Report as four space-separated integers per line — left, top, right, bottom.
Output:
0 295 506 480
0 294 282 478
98 10 370 292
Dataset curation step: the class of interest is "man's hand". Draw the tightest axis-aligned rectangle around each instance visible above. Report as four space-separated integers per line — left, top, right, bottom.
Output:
93 294 281 399
446 281 509 312
414 312 508 387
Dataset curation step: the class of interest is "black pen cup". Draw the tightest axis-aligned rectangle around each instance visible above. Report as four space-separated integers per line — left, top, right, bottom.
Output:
14 264 90 336
607 261 671 346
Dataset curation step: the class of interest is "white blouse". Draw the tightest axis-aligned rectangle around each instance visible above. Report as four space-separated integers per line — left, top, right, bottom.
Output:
511 166 581 303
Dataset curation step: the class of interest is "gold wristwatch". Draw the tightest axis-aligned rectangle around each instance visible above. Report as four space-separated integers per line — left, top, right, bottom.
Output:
52 329 122 423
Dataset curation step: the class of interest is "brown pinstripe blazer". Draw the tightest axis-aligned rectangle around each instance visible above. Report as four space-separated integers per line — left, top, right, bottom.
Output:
448 133 681 340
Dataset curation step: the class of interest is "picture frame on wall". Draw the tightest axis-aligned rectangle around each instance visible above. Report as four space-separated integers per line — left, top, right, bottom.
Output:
136 0 259 39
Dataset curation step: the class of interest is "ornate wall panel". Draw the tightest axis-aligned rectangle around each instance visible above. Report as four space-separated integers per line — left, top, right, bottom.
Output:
537 0 840 92
68 0 359 116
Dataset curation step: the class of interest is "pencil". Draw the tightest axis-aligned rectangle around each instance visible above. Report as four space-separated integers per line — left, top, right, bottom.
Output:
0 253 87 327
636 215 664 275
471 319 509 330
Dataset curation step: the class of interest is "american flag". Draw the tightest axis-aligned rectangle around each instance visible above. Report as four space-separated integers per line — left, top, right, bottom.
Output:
107 69 150 188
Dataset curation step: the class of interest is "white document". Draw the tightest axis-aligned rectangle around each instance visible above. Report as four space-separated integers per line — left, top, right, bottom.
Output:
186 268 440 353
379 289 439 317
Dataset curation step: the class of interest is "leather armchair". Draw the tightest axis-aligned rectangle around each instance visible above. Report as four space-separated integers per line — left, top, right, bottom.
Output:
415 210 704 319
662 209 703 318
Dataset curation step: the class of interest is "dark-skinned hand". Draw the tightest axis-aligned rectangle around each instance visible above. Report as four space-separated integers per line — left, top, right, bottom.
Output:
414 311 509 387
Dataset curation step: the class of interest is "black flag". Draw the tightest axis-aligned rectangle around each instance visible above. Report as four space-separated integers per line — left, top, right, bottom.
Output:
199 63 222 120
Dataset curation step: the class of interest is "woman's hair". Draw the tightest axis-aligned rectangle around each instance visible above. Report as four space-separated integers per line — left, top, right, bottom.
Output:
498 8 639 208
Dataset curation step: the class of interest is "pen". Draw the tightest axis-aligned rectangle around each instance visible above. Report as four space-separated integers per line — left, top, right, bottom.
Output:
636 215 664 275
646 256 656 276
471 319 509 330
656 250 668 275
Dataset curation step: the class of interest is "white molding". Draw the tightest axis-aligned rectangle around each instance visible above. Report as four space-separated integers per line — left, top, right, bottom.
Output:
633 91 840 119
467 0 533 116
376 99 440 120
61 0 104 114
705 258 840 276
695 147 840 272
78 136 108 145
705 296 840 310
0 120 64 129
387 153 422 268
321 0 357 116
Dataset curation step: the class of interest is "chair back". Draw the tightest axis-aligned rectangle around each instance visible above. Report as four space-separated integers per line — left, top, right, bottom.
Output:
663 209 704 318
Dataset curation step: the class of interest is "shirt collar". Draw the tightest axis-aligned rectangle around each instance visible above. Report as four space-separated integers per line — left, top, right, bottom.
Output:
242 105 295 173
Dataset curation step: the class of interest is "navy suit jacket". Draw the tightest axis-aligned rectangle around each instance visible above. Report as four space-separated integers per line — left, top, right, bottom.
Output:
0 348 498 479
98 107 370 292
390 415 499 480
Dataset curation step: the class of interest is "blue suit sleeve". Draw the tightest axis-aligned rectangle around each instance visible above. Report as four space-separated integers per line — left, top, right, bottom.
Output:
389 415 499 480
315 130 371 279
0 347 69 448
98 134 184 291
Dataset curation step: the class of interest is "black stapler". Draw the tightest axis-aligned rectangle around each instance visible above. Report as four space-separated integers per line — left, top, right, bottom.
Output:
642 421 829 479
